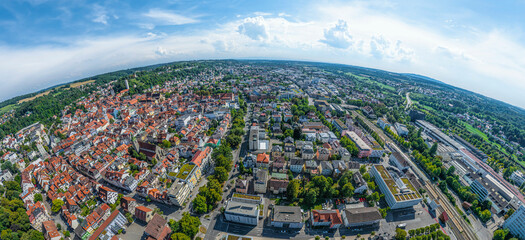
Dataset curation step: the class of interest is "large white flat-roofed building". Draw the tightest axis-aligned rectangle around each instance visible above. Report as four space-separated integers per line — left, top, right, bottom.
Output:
224 200 259 226
371 165 422 209
270 206 304 229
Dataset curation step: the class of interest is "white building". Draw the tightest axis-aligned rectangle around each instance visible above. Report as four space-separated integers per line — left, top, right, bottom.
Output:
224 201 259 225
168 179 191 206
270 206 304 228
370 165 422 209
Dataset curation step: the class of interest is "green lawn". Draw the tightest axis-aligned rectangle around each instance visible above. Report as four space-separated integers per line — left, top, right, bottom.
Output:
462 121 489 141
0 104 16 114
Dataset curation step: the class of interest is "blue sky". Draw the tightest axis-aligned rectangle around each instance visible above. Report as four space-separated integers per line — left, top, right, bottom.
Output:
1 0 525 108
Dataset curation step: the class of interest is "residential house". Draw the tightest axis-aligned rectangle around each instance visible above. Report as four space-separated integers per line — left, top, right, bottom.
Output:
42 220 61 240
254 169 268 194
135 206 154 223
98 186 118 205
310 209 343 229
235 179 249 194
316 147 330 161
120 197 137 213
353 172 368 194
144 214 172 240
302 144 315 160
256 153 270 169
88 210 127 240
289 159 304 173
271 157 287 173
320 161 333 176
268 179 289 195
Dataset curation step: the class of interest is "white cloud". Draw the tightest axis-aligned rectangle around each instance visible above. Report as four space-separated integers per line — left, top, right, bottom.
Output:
143 9 198 26
320 20 353 49
369 35 414 62
155 46 168 56
254 12 272 16
237 16 268 40
92 5 109 25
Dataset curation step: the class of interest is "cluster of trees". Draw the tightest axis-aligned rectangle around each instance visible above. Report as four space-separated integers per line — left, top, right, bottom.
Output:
385 126 411 149
0 86 95 139
0 173 45 240
287 173 357 207
225 106 246 148
407 223 442 237
492 229 520 240
412 150 443 180
193 142 233 213
168 212 201 240
291 98 316 117
128 147 147 161
192 179 222 214
408 229 450 240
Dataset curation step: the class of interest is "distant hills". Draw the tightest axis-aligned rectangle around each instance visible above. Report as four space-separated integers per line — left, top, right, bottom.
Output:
401 73 444 85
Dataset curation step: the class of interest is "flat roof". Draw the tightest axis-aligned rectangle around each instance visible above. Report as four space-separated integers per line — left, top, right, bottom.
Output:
272 206 302 223
373 165 421 201
225 201 259 217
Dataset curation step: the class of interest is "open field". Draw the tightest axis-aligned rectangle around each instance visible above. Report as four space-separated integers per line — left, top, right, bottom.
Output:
18 90 52 104
70 79 95 88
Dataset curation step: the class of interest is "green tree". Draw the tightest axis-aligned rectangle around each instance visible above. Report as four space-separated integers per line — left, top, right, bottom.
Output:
52 199 64 213
492 229 508 240
34 193 43 202
171 232 191 240
226 135 241 148
287 179 300 200
213 167 229 183
305 188 318 206
192 195 208 214
341 183 355 198
359 165 367 174
162 140 172 148
178 212 201 239
480 209 491 222
395 228 407 240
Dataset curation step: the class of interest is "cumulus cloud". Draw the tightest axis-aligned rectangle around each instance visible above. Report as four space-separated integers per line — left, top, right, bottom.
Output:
143 9 198 26
369 35 414 62
320 20 353 49
237 16 268 40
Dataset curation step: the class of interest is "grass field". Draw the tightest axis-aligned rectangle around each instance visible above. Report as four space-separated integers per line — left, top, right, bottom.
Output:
18 90 51 104
0 104 16 114
70 79 95 88
462 121 489 141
